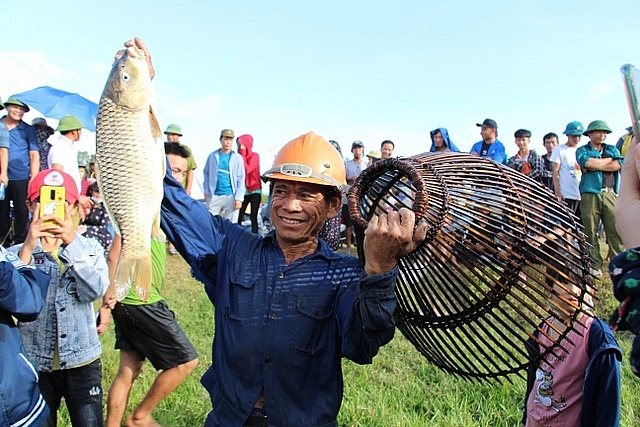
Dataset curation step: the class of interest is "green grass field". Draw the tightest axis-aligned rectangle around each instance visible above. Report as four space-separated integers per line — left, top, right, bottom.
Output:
57 253 640 426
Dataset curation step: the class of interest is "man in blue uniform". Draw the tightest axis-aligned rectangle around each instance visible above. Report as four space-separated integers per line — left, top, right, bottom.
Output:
162 131 426 426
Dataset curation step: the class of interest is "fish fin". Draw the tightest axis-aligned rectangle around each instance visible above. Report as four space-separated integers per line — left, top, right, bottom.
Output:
114 254 133 301
148 105 163 143
133 255 153 302
151 212 161 238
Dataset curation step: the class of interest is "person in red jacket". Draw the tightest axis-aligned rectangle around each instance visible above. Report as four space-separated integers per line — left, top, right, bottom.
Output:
236 134 262 234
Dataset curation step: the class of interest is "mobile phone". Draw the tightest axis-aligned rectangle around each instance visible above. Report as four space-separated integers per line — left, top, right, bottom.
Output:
39 185 65 226
621 64 640 139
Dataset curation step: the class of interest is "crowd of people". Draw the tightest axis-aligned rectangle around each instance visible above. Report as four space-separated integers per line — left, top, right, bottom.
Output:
1 35 639 426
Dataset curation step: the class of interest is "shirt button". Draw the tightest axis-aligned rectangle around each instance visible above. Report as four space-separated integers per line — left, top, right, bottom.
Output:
278 273 284 279
60 307 65 312
264 357 271 363
60 334 67 338
270 313 277 320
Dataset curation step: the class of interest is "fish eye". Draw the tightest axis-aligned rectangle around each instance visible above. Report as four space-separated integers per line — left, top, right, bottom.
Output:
121 72 130 82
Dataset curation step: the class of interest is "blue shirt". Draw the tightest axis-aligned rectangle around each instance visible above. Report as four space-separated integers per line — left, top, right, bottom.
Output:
0 121 9 149
576 143 624 194
160 168 398 427
469 139 506 163
4 119 39 180
214 152 233 195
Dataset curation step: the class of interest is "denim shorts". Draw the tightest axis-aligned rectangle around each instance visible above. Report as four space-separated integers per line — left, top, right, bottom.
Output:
112 300 198 370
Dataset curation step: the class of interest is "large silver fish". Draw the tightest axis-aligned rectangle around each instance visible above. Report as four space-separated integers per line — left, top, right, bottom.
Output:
95 43 165 301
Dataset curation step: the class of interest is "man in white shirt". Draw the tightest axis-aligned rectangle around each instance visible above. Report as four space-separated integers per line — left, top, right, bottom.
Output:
551 121 584 218
48 115 91 209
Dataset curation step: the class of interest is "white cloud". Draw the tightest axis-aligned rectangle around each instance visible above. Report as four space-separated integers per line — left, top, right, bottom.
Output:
0 51 102 101
587 79 615 102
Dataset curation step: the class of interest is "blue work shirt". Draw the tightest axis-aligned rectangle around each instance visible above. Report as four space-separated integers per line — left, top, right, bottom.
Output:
576 143 624 194
160 168 398 427
4 119 38 180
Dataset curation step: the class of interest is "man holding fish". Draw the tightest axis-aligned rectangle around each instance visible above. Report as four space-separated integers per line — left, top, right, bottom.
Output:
102 38 425 427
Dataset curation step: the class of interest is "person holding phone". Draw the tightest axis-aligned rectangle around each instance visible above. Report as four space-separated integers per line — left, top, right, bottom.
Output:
8 168 110 427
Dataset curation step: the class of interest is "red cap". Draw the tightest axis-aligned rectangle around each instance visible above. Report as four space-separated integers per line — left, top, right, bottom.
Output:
28 169 80 205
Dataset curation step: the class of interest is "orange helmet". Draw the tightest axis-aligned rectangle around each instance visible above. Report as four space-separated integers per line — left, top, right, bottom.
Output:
262 131 347 190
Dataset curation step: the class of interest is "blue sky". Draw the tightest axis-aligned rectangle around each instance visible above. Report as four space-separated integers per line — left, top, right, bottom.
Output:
2 0 639 186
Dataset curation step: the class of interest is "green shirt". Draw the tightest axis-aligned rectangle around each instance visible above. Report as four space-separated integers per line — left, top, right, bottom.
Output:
121 237 165 305
182 144 197 189
181 144 197 172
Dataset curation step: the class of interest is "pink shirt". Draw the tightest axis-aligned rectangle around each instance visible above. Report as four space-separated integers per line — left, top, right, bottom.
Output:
526 316 592 426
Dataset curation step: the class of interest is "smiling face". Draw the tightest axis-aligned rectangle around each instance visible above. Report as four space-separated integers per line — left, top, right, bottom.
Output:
380 142 394 159
5 104 26 122
586 130 607 146
515 136 530 153
270 179 341 254
168 153 188 182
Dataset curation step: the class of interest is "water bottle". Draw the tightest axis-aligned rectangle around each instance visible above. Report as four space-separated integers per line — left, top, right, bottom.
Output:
0 182 5 201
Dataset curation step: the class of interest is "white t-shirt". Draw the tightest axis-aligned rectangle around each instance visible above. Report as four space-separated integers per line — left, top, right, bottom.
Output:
47 135 81 193
550 144 581 200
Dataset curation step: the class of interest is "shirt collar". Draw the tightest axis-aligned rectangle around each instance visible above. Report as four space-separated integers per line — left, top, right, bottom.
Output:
264 230 344 262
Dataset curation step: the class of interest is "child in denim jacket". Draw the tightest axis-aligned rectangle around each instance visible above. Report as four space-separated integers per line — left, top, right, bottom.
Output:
9 169 110 427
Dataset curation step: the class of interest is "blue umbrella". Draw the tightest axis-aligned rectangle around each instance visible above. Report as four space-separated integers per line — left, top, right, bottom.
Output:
12 86 98 132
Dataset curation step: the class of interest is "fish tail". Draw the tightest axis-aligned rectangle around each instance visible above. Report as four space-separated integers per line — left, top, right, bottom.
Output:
114 255 134 301
132 255 153 302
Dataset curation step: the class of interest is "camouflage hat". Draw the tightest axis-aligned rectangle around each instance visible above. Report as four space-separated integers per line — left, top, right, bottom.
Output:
4 96 30 112
220 129 235 138
164 123 183 136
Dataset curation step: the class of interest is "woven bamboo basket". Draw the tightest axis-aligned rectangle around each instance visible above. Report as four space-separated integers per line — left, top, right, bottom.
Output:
348 152 594 381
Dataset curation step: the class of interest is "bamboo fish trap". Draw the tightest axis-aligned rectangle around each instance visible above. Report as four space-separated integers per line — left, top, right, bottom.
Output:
348 152 594 381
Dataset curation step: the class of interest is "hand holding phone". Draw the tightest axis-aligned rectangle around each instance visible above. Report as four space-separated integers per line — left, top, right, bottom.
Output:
39 186 66 226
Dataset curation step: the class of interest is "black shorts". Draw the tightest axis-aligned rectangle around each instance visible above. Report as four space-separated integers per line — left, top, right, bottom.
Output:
112 300 198 371
341 204 353 227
